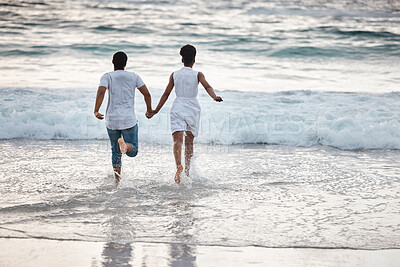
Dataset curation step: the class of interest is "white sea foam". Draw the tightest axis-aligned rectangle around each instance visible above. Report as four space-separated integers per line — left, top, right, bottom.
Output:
1 87 399 150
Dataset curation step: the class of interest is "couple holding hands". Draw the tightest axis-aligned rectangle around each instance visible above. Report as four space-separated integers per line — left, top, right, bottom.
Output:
94 44 222 183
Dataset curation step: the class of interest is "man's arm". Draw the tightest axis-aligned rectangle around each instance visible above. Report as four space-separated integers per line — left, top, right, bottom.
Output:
138 84 152 113
147 73 175 118
94 86 107 120
198 72 223 102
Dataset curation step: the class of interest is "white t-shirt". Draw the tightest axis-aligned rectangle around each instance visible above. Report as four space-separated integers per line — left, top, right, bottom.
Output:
99 70 145 130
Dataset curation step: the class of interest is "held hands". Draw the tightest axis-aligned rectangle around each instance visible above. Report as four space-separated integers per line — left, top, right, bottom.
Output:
144 95 221 120
146 110 157 119
94 111 104 120
214 96 223 102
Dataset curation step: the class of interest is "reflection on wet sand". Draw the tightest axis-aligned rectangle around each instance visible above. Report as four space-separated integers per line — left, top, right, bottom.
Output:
100 191 198 266
169 201 197 267
170 243 196 267
102 242 132 267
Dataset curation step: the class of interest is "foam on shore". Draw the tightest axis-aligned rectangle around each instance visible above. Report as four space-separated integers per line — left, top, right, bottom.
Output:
1 88 399 150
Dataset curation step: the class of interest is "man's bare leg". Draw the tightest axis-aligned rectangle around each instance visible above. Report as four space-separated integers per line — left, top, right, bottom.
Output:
113 166 121 181
118 138 133 154
184 131 194 176
173 131 184 183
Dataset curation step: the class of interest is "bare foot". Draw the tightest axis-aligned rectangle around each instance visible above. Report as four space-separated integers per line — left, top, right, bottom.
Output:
114 171 121 183
118 138 128 154
174 165 183 184
113 166 121 182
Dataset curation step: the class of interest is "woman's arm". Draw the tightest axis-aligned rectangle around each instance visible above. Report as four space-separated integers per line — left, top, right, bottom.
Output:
198 72 223 102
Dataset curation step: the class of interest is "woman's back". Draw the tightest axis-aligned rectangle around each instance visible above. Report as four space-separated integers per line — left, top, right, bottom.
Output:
173 67 198 98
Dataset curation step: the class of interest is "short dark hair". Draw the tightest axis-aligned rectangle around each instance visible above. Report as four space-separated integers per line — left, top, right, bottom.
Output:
180 44 196 65
112 51 128 69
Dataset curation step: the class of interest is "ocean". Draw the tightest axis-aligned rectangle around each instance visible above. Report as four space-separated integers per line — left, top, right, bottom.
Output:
0 0 400 266
1 0 400 92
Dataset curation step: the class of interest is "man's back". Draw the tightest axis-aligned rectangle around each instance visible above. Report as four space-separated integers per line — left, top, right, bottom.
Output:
94 51 153 180
99 70 144 130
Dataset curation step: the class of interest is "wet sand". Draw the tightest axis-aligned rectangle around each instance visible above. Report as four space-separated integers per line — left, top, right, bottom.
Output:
1 238 400 267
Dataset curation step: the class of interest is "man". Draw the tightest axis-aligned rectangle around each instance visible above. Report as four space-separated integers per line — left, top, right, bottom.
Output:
94 51 152 181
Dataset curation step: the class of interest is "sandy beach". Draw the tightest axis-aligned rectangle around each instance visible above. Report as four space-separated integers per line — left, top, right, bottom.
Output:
1 238 400 267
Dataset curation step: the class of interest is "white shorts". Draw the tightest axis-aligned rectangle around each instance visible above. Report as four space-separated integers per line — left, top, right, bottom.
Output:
170 111 200 136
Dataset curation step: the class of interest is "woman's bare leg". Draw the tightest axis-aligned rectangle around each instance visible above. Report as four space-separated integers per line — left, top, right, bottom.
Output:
184 131 194 176
172 131 184 183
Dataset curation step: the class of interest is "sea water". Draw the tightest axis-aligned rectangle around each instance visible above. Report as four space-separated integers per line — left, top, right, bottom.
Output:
1 141 400 251
0 0 399 92
0 0 400 255
0 88 400 149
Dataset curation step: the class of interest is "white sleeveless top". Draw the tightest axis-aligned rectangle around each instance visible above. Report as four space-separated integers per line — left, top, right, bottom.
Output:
170 67 201 136
173 66 199 98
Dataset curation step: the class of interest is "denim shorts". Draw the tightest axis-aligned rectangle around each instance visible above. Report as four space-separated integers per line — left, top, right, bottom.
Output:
106 124 138 167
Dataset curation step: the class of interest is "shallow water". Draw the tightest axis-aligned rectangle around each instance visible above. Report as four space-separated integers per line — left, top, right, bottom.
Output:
1 140 399 250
